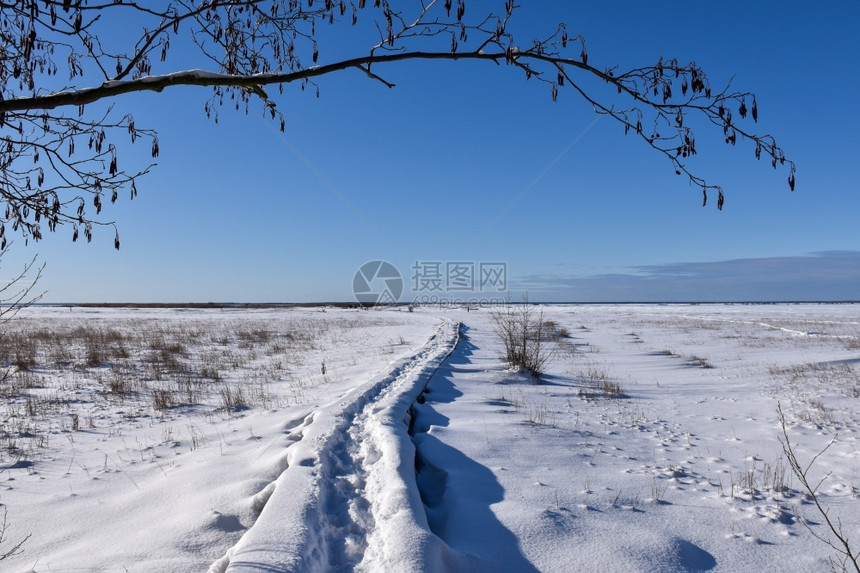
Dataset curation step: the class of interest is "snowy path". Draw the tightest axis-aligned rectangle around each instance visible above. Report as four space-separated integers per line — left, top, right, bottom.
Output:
214 319 461 572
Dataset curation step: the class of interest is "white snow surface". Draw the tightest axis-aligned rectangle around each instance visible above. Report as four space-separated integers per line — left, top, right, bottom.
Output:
1 304 859 572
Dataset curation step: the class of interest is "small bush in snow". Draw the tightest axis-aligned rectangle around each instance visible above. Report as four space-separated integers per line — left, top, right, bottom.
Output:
490 298 553 378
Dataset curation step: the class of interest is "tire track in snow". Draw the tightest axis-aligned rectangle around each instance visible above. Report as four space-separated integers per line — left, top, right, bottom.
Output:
213 319 461 572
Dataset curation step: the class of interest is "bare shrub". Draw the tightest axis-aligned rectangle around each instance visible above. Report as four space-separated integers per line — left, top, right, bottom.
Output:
107 373 132 399
85 346 103 368
577 364 627 400
686 355 714 369
489 298 553 378
152 389 173 412
199 365 222 383
219 385 248 412
11 336 36 372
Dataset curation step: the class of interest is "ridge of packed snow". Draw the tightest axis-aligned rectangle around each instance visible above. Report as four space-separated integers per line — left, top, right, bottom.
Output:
218 319 460 572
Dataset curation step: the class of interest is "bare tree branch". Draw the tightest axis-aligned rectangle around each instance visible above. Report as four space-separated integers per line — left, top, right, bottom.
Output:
777 403 860 573
0 1 795 247
0 506 31 561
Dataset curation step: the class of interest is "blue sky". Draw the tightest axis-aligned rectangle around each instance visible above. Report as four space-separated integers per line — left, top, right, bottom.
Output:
3 1 858 303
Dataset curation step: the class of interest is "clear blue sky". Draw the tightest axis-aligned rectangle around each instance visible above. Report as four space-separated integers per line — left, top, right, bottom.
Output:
3 1 858 303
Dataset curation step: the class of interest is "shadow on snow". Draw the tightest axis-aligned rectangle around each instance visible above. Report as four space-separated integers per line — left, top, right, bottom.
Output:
409 326 540 573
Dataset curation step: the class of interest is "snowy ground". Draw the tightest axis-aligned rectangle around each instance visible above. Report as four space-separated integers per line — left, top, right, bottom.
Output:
1 304 858 572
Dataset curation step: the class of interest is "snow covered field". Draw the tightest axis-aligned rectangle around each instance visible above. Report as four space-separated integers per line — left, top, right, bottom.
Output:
1 304 858 572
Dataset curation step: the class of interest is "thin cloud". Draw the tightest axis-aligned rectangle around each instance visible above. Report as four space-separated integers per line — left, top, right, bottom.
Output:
516 251 860 302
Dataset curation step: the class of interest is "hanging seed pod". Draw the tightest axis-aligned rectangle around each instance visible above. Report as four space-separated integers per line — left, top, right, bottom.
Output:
114 232 121 250
788 172 796 191
717 191 724 211
580 43 588 65
739 99 747 118
151 139 159 157
72 226 78 242
751 99 758 122
557 70 564 86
